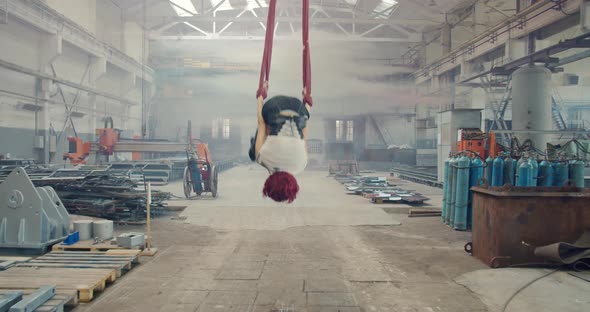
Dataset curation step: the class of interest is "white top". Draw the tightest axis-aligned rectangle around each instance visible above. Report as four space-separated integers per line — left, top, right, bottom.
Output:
256 118 308 175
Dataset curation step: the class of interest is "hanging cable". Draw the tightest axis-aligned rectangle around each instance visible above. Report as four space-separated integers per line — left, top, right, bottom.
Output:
301 0 312 106
257 0 277 100
257 0 312 107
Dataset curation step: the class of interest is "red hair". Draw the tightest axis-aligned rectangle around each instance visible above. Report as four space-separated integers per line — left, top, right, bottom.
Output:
263 171 299 203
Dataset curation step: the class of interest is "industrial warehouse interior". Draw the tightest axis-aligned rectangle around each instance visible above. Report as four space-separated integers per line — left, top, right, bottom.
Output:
1 0 590 311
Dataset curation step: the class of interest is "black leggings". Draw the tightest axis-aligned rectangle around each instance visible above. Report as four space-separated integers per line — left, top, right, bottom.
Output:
249 96 310 161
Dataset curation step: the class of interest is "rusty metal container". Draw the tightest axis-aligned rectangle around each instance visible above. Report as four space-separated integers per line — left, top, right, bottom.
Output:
471 184 590 268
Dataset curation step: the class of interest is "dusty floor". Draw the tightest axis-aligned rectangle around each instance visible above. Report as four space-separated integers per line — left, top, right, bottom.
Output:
77 166 493 312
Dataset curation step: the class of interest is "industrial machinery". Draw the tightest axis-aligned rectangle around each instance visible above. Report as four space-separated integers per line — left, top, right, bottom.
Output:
183 121 218 198
456 128 501 159
0 167 69 252
65 117 187 165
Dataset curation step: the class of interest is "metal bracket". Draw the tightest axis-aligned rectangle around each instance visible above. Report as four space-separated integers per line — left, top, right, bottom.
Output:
0 292 23 312
8 286 55 312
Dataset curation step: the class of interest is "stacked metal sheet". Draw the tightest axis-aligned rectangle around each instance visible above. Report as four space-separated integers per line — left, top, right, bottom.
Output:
34 173 171 221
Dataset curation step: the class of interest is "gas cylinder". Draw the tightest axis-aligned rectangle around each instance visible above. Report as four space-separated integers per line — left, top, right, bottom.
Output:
552 161 569 186
515 157 526 184
569 159 585 188
442 158 450 223
453 156 470 231
491 156 504 186
503 156 515 186
485 156 493 185
517 160 533 186
446 157 457 225
537 160 554 187
529 158 539 186
468 156 484 230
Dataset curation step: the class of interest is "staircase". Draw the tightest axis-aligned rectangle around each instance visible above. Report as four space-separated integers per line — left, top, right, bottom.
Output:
551 97 568 131
368 115 394 148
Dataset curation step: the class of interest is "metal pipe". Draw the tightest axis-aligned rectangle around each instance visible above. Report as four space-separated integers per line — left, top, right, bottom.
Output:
0 58 139 106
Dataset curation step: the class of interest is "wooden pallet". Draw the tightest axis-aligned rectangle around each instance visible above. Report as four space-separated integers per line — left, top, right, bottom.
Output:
0 288 75 312
16 250 140 277
0 267 116 302
52 239 142 252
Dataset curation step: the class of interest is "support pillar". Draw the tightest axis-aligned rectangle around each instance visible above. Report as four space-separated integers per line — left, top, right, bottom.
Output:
581 0 590 32
120 73 136 96
88 94 97 141
441 23 452 55
37 79 53 164
39 34 62 73
89 56 107 85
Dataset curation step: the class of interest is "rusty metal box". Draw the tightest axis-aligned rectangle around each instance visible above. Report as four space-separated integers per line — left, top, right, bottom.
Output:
471 185 590 268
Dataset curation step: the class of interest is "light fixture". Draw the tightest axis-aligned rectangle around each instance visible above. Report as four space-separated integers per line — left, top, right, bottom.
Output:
170 0 198 16
373 0 398 19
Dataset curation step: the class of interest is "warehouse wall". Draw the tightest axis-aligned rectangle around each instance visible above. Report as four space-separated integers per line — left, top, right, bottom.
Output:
423 0 516 65
364 115 415 148
0 4 149 163
44 0 97 34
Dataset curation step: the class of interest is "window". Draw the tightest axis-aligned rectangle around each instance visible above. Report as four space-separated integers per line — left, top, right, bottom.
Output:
211 119 219 139
222 118 231 139
346 120 354 142
335 120 343 141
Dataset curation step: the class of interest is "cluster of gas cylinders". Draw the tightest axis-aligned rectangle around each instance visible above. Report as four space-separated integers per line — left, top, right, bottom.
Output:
442 153 585 231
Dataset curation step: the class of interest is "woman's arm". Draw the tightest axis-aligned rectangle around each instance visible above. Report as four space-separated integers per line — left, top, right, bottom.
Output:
255 96 267 155
302 103 311 140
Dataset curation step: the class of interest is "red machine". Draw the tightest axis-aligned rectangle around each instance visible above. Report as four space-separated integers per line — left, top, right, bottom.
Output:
64 117 188 165
456 128 502 158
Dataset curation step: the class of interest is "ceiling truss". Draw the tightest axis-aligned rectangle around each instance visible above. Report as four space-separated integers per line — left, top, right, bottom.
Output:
146 0 429 42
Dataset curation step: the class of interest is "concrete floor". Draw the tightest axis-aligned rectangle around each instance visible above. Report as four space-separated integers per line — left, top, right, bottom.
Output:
76 166 588 312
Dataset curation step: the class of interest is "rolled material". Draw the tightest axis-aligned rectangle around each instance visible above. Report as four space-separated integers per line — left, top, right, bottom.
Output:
92 220 114 240
73 220 93 240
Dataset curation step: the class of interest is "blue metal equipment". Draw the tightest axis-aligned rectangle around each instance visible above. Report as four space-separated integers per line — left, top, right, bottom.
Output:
530 158 539 186
517 160 533 186
468 156 484 229
485 156 493 184
569 159 585 187
503 156 515 186
538 160 554 186
552 161 569 186
453 156 470 230
447 157 458 225
491 156 504 186
442 158 450 223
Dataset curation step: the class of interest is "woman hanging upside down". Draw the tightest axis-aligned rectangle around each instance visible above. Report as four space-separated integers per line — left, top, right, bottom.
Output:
249 83 311 203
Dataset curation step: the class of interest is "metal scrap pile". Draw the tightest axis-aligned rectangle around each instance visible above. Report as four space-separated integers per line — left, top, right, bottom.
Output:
34 174 172 221
335 174 429 205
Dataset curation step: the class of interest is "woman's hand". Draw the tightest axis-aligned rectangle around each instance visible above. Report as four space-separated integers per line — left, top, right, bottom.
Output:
257 81 269 100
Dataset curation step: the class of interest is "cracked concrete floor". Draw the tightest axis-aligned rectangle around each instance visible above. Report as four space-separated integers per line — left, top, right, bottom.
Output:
77 166 488 312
